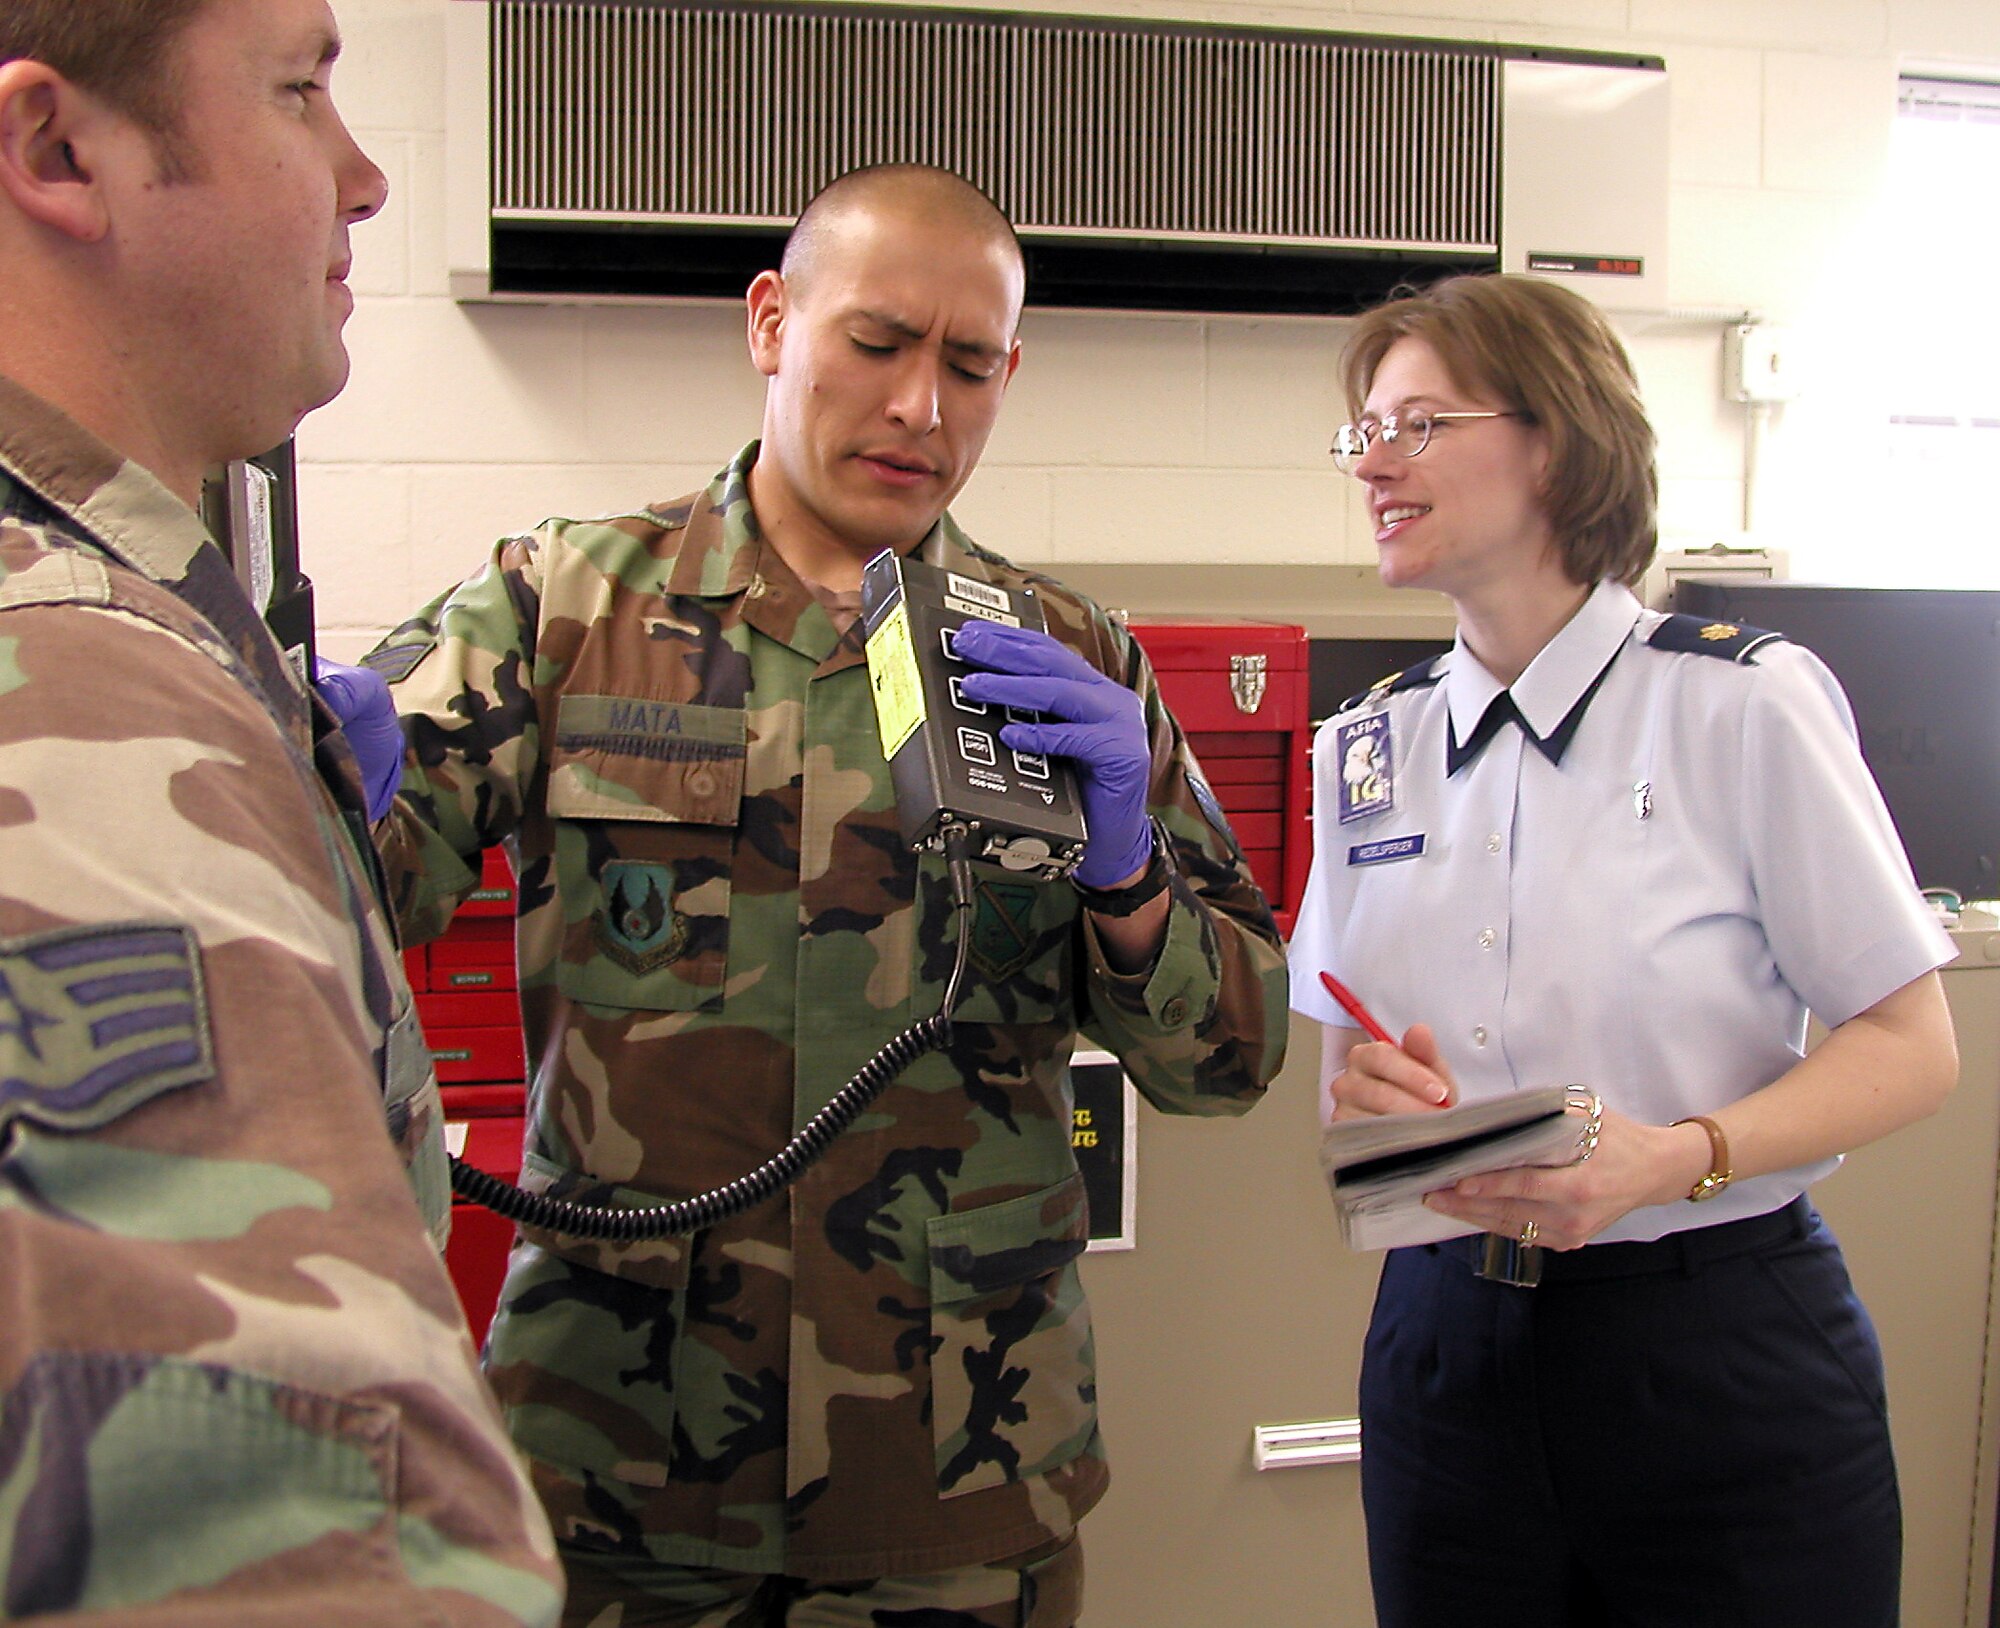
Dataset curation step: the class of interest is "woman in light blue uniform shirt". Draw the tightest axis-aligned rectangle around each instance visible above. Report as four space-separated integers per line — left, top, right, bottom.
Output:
1288 273 1958 1628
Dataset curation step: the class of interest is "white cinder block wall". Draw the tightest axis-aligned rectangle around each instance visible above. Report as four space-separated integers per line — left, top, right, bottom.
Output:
305 0 2000 660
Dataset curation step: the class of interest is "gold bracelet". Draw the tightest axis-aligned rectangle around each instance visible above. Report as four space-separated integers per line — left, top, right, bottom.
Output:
1672 1114 1733 1202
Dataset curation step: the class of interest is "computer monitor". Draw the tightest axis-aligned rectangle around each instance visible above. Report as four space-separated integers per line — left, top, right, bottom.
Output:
1672 579 2000 902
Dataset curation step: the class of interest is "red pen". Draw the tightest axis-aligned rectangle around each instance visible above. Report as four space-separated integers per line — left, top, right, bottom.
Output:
1319 970 1397 1045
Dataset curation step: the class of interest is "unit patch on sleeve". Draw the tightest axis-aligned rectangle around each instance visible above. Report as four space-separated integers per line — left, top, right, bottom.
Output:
0 921 214 1142
969 878 1042 983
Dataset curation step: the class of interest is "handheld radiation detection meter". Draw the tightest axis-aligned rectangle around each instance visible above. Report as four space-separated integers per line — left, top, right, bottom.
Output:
858 548 1089 880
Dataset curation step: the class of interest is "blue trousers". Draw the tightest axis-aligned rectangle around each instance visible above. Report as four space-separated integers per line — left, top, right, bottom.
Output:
1359 1200 1901 1628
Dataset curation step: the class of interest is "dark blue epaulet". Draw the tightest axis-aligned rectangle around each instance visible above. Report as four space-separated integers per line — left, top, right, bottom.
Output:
1337 653 1445 714
1647 613 1786 664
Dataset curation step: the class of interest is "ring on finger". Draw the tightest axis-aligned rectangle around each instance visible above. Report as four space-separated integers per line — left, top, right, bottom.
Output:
1517 1218 1539 1247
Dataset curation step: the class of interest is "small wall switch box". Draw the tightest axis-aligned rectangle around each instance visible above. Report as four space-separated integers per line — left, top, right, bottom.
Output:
1725 323 1801 403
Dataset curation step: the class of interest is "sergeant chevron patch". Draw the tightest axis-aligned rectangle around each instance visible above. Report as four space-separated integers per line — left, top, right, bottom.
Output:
0 921 214 1139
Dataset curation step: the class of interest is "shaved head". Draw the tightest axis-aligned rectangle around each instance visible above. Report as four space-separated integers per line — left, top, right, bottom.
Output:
782 164 1025 330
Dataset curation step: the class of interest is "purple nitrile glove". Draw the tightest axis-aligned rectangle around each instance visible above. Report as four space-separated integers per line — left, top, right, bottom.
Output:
314 657 404 822
951 620 1155 889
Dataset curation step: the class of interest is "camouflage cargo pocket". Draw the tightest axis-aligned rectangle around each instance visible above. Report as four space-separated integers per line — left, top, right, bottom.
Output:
926 1174 1098 1501
485 1226 694 1530
546 711 743 1014
0 1353 402 1612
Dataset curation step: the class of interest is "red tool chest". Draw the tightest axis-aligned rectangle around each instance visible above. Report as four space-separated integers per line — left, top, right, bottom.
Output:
1126 618 1309 937
410 847 527 1342
443 1111 522 1347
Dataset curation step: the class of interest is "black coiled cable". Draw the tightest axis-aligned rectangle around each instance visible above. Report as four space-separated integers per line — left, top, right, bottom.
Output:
446 1013 953 1241
445 824 981 1242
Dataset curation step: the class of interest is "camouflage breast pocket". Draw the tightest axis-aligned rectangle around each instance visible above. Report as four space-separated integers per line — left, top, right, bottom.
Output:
546 695 745 1014
917 863 1077 1028
925 1173 1099 1501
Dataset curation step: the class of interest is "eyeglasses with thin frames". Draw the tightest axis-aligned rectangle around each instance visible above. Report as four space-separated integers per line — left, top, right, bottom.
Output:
1330 409 1523 475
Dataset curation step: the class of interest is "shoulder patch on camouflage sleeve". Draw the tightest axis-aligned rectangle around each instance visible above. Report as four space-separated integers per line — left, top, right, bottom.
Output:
1647 613 1786 664
1186 773 1240 852
360 640 432 684
0 922 214 1141
1338 653 1445 715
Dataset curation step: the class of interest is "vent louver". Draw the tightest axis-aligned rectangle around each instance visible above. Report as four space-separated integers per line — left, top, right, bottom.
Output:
456 2 1658 313
491 2 1498 254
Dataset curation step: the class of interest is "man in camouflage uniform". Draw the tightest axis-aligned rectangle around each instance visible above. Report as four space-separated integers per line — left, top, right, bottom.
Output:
363 165 1288 1626
0 1 561 1621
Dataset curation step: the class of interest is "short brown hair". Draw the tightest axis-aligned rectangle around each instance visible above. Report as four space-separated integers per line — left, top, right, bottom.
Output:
1341 274 1658 587
0 0 207 160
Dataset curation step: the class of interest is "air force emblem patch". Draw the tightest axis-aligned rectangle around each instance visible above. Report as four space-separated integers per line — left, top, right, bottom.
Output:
597 861 690 974
0 922 214 1142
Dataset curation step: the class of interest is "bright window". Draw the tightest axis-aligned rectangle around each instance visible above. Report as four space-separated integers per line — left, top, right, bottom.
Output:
1884 77 2000 577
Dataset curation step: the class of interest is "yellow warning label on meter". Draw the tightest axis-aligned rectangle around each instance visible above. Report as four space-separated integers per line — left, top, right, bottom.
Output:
866 600 926 759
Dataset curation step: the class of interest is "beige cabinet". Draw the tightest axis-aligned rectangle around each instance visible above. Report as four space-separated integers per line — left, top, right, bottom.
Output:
1815 931 2000 1628
1082 1019 1376 1626
1080 934 2000 1625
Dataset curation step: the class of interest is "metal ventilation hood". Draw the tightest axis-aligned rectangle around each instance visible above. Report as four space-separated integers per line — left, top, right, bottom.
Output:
445 1 1667 317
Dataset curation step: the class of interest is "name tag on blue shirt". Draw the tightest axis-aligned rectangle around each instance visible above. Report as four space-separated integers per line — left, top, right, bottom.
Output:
1348 834 1426 867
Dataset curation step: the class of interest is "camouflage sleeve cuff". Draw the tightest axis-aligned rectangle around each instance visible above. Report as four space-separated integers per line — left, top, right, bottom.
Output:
378 804 480 945
1083 866 1215 1037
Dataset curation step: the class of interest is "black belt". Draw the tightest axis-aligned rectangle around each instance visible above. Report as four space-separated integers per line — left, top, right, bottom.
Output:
1430 1195 1813 1286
